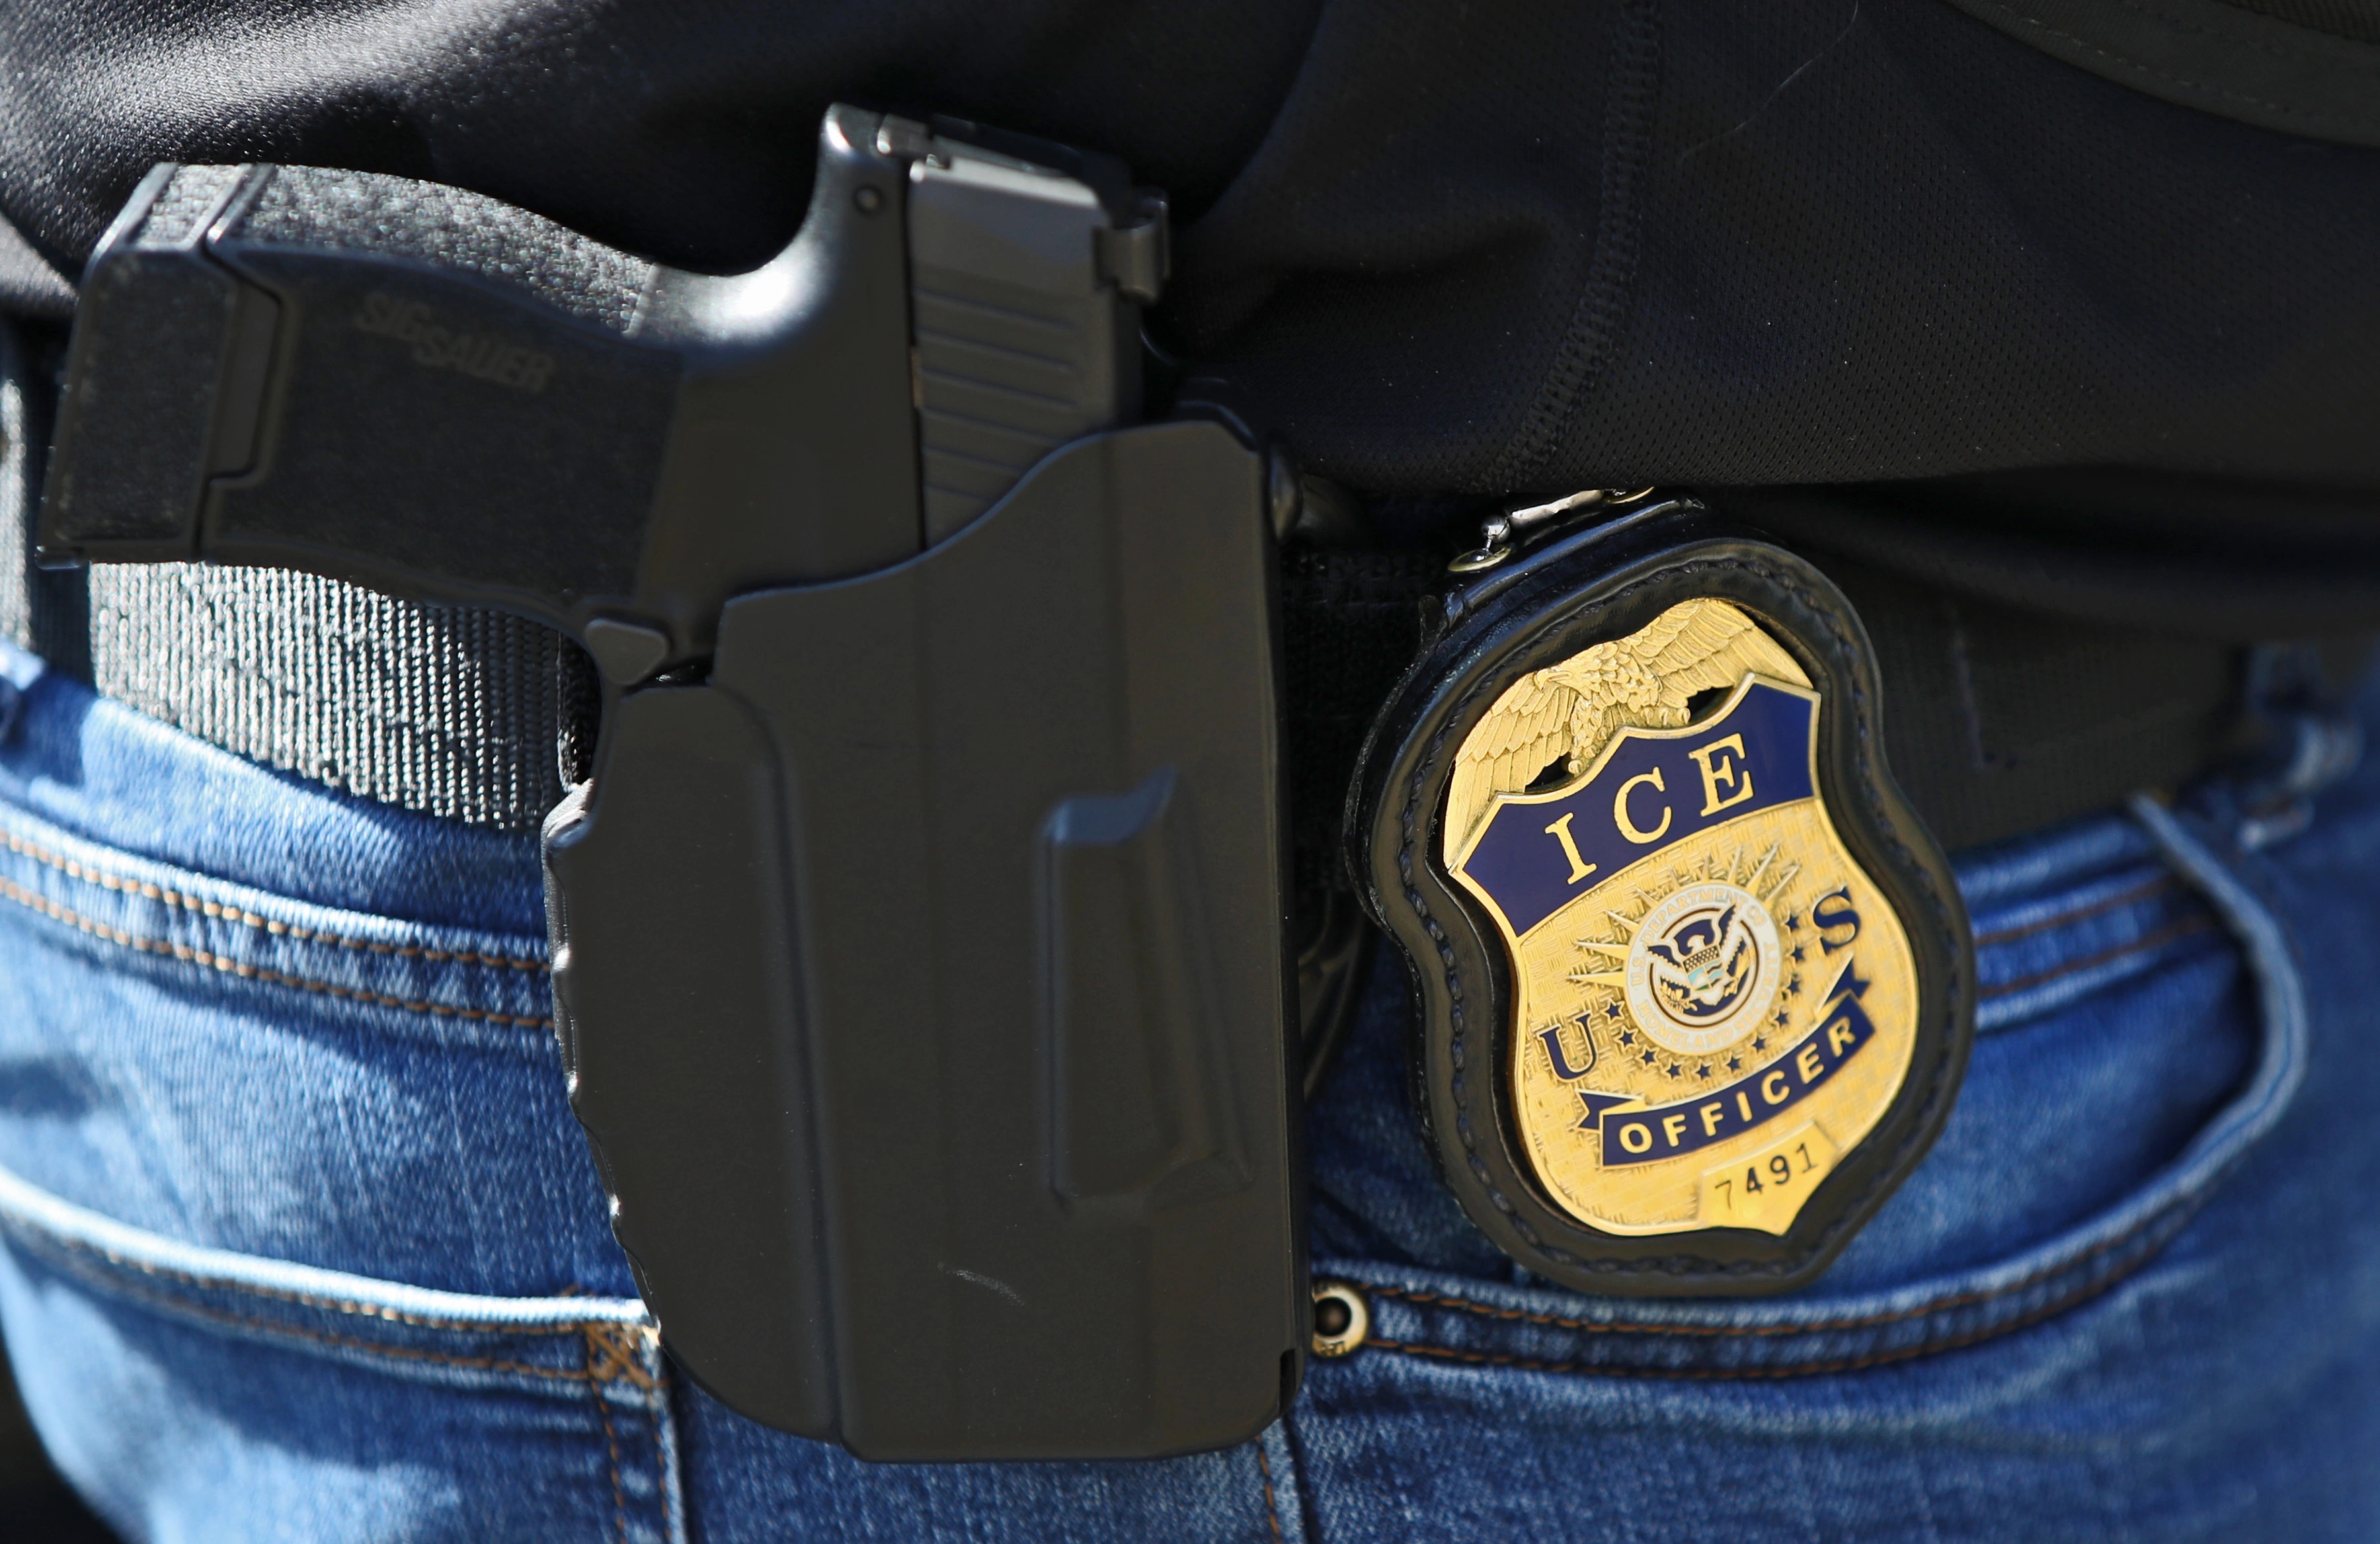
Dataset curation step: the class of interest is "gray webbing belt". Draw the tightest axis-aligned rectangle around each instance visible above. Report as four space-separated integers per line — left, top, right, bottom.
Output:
0 319 579 831
26 559 578 834
85 564 581 829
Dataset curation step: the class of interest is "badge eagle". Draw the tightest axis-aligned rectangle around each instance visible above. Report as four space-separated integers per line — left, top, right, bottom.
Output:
1443 598 1924 1240
1445 599 1802 855
1642 898 1755 1024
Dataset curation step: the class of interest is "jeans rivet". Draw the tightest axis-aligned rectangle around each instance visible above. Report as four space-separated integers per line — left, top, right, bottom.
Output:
1311 1280 1370 1358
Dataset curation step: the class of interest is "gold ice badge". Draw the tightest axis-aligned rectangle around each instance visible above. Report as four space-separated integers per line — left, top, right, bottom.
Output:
1354 515 1971 1292
1444 599 1919 1237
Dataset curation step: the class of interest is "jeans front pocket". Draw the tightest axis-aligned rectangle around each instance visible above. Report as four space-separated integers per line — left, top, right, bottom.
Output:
0 653 684 1541
0 1162 678 1543
1283 782 2369 1544
0 655 1336 1544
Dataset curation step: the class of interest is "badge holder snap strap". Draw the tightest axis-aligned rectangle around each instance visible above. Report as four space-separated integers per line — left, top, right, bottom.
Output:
1281 539 2255 885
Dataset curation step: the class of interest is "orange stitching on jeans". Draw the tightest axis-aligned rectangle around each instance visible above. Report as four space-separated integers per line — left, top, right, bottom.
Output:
1980 914 2214 1000
623 1330 673 1531
1971 874 2179 947
1363 1188 2182 1339
586 1328 630 1544
1 1218 601 1334
584 1322 658 1391
0 821 547 971
0 870 553 1030
1255 1439 1286 1543
43 1258 603 1381
1366 1255 2135 1379
6 1217 649 1343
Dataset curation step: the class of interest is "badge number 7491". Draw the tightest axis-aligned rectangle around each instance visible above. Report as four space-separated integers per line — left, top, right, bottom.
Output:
1700 1122 1842 1235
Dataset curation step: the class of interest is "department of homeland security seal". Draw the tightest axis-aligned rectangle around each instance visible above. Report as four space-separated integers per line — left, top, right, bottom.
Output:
1351 502 1971 1291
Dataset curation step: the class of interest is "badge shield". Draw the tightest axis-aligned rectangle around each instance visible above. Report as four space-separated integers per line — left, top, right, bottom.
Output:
1447 602 1920 1239
1352 512 1971 1293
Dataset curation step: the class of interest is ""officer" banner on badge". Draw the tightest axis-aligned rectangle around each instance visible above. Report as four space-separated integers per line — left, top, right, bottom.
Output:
1579 956 1878 1167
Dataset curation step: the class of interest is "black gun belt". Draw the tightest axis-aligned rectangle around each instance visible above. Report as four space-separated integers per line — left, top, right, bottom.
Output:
0 501 2313 863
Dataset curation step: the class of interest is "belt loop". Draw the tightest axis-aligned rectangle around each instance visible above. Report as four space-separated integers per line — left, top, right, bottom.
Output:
0 316 85 684
2233 641 2367 850
2127 793 2309 1166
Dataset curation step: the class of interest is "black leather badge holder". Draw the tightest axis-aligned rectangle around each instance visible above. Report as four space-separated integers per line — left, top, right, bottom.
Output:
1349 499 1975 1294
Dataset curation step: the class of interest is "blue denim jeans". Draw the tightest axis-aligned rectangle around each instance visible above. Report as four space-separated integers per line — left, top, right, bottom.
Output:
0 630 2373 1542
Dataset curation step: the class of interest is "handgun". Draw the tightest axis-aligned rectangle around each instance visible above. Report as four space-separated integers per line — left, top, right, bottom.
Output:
38 107 1303 1461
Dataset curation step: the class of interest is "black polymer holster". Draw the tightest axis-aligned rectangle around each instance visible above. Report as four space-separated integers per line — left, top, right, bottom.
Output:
38 108 1303 1460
